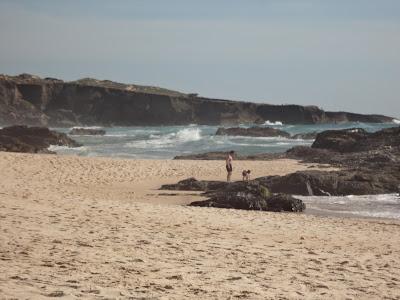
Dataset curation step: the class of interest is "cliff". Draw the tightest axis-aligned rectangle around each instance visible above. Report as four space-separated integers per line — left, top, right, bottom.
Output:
0 74 395 126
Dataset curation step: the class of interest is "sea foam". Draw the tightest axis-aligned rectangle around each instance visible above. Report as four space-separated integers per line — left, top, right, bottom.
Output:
263 120 283 126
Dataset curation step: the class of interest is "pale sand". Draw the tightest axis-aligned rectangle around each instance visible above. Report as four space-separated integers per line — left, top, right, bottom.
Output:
0 152 399 299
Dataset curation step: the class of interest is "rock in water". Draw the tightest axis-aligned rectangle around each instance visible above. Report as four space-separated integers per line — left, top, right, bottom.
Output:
0 125 81 154
291 131 319 140
215 127 291 138
69 128 106 135
256 169 400 196
263 193 306 212
312 127 400 152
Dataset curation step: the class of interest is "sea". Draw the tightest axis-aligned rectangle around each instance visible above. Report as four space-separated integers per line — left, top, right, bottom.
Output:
49 120 400 220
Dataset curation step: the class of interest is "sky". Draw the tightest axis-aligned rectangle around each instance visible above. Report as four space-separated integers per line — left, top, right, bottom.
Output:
0 0 399 118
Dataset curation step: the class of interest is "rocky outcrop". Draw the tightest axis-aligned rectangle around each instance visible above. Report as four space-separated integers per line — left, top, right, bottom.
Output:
257 169 400 196
312 127 400 152
173 127 400 196
291 131 319 140
162 180 306 212
191 191 305 212
0 74 395 126
0 125 80 154
215 127 291 138
173 151 284 160
215 127 318 140
69 128 106 135
160 177 229 191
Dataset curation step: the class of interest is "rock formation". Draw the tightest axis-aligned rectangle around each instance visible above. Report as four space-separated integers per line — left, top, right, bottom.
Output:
0 73 395 127
0 125 80 154
215 127 291 138
69 128 106 135
312 127 400 153
162 180 306 212
291 131 319 140
173 126 400 196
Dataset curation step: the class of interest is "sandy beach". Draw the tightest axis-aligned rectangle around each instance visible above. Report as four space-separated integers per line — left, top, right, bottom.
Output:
1 152 399 299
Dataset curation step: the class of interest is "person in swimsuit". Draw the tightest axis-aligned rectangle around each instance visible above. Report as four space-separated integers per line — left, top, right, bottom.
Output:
226 150 234 182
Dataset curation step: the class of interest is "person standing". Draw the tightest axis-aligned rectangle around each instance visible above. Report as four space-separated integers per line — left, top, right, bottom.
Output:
226 150 234 182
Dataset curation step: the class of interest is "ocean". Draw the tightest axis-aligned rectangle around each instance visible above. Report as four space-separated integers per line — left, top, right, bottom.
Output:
50 121 399 159
49 121 400 220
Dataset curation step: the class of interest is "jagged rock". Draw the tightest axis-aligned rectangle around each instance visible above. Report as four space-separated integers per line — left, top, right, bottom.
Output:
174 151 283 160
291 131 318 140
189 181 305 212
312 127 400 152
215 127 291 138
173 127 400 196
312 128 368 152
0 125 80 154
160 177 228 191
69 128 106 135
256 168 400 196
0 74 395 126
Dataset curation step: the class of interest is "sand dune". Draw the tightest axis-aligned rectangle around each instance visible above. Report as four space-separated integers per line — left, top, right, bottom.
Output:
0 152 399 299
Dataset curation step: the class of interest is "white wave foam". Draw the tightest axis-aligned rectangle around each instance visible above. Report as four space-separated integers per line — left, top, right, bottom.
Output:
126 128 202 149
227 135 290 141
48 145 88 152
393 119 400 124
263 120 283 126
104 134 129 137
71 126 104 130
176 128 201 142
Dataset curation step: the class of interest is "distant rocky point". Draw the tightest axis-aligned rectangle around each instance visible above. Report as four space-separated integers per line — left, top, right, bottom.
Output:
0 73 395 127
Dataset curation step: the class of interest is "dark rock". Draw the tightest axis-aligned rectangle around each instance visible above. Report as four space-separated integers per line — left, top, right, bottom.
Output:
312 128 369 152
174 126 400 196
291 131 318 140
0 74 395 126
189 181 305 212
285 146 341 165
264 194 306 212
256 168 400 196
174 152 231 160
312 127 400 153
215 127 291 138
174 151 284 160
160 177 228 191
0 125 80 154
69 128 106 135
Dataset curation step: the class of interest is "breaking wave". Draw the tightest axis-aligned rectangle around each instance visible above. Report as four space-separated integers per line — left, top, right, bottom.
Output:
263 120 283 126
49 122 396 159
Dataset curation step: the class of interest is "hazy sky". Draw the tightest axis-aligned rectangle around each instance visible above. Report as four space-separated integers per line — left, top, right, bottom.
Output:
0 0 399 117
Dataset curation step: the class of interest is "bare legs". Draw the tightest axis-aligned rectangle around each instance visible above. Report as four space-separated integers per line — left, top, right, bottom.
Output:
227 171 232 182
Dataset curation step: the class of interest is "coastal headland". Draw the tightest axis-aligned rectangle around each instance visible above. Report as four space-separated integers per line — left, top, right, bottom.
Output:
0 73 395 127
